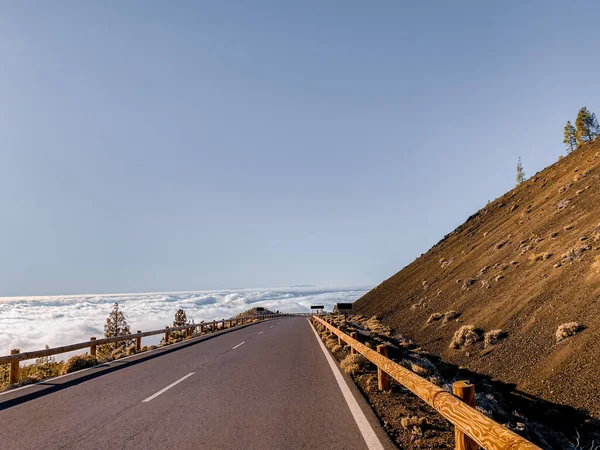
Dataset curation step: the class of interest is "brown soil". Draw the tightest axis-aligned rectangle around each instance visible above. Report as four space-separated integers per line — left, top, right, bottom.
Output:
316 314 600 448
354 138 600 429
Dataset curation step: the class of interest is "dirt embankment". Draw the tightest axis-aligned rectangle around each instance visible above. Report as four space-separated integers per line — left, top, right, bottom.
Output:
354 138 600 424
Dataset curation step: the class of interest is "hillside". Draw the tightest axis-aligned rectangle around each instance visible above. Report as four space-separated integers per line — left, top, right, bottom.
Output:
354 137 600 419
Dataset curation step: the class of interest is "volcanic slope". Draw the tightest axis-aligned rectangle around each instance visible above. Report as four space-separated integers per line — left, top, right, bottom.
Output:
354 137 600 418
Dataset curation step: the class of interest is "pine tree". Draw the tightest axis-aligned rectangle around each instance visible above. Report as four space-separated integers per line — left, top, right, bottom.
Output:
516 157 526 186
173 309 188 328
163 309 194 343
99 303 132 358
575 107 600 145
563 121 577 153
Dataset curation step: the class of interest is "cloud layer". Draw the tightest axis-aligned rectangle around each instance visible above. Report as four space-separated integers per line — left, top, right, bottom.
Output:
0 286 369 356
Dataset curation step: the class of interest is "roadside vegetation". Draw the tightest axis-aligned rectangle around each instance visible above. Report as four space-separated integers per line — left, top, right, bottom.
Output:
2 305 267 392
312 314 600 450
0 304 201 392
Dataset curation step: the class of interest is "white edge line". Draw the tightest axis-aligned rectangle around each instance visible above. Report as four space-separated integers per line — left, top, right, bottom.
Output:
232 341 246 350
308 319 384 450
142 372 195 403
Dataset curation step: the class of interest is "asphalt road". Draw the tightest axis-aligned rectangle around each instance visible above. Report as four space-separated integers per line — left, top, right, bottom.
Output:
0 317 395 450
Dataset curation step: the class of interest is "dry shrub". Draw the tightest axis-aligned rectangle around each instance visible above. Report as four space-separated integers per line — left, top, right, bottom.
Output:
324 337 338 350
61 354 98 375
450 325 482 349
340 354 369 375
594 224 600 241
556 322 585 343
442 310 460 324
365 316 392 336
410 363 431 376
495 240 508 250
484 329 507 348
400 415 426 435
426 313 443 324
330 344 342 353
592 256 600 273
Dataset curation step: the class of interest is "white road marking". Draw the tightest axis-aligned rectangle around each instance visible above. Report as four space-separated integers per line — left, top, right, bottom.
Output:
270 325 274 328
258 331 264 335
142 372 195 403
232 341 246 350
0 326 224 397
308 320 384 450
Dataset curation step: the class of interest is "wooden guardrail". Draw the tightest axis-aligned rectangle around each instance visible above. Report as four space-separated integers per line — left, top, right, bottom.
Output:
1 312 306 384
313 316 541 450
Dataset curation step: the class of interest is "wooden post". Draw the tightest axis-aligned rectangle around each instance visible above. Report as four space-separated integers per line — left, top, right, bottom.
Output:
376 345 389 391
213 320 217 332
135 331 142 352
9 349 20 384
350 332 358 354
90 337 97 357
185 327 191 338
453 381 478 450
165 326 170 343
200 323 204 335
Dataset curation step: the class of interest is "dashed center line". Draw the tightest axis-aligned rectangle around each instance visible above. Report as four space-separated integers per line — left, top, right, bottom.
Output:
258 331 264 335
232 341 246 350
142 372 195 403
270 326 274 328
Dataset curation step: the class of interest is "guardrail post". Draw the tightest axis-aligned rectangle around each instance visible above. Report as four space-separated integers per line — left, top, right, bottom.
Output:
165 326 170 343
213 320 217 331
186 327 191 338
452 381 478 450
376 345 389 391
90 337 97 357
9 349 20 384
350 332 358 354
136 331 142 351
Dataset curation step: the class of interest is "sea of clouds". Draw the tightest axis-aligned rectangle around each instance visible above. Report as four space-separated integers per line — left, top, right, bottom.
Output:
0 286 369 355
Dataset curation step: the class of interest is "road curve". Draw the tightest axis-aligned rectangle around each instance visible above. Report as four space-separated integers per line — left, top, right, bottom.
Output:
0 317 395 449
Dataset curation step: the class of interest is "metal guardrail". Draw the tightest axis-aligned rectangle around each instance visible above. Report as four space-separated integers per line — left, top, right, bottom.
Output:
312 315 541 450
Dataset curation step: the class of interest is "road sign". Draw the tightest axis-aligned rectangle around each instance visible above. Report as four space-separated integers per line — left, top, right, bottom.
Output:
334 303 353 311
310 305 324 310
256 307 265 312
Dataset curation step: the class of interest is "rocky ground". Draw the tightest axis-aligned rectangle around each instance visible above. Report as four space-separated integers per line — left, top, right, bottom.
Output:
313 314 600 449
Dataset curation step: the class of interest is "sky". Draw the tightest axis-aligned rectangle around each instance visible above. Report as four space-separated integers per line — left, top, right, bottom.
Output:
0 1 599 297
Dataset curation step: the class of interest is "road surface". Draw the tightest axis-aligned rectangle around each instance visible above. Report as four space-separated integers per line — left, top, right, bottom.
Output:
0 317 395 449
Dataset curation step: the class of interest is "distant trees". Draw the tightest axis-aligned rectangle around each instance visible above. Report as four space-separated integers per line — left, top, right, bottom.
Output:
575 107 599 145
564 107 599 151
563 121 577 153
98 303 132 358
516 157 526 186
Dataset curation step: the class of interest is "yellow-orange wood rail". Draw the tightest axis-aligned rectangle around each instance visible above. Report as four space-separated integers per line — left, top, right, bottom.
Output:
313 316 541 450
0 313 309 366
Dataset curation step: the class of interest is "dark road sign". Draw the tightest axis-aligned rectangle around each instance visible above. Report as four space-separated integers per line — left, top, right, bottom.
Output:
310 305 324 310
334 303 353 311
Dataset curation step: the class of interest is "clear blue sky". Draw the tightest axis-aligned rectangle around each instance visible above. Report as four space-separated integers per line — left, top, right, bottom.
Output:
1 1 599 296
